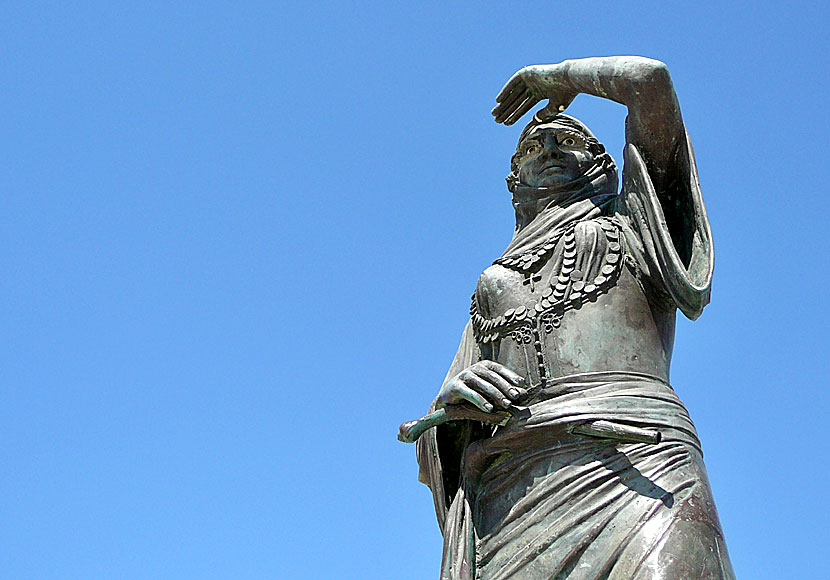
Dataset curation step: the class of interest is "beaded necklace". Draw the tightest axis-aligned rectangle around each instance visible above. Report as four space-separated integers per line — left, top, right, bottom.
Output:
471 217 624 345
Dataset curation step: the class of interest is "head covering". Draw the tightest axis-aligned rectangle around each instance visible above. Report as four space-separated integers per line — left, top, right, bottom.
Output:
506 113 613 193
498 114 619 265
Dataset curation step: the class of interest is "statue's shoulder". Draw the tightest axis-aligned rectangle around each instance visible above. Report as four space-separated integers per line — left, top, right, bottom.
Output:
574 215 619 239
475 264 511 302
473 262 530 323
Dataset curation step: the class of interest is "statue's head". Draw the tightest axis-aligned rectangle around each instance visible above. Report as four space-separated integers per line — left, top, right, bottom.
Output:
506 113 614 192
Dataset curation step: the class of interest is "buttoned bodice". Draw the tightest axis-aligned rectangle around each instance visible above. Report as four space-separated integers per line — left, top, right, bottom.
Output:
472 216 675 387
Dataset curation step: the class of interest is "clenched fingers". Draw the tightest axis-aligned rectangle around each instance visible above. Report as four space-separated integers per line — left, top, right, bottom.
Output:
471 366 522 401
449 383 493 413
480 361 525 387
459 371 511 409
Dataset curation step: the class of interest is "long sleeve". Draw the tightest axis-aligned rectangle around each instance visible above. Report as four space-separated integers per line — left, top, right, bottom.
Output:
416 320 480 533
617 126 714 320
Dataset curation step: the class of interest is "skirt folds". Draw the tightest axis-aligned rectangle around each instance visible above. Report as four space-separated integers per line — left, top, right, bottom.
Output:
439 372 735 580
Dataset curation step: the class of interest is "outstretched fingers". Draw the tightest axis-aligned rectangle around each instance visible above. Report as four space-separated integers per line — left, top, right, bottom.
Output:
495 74 524 103
492 87 529 123
503 95 539 125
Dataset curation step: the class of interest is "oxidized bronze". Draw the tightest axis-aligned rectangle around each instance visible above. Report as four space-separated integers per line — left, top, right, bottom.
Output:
400 57 736 579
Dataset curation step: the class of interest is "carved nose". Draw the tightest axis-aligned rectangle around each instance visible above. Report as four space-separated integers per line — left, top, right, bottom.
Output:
540 145 563 162
543 134 564 155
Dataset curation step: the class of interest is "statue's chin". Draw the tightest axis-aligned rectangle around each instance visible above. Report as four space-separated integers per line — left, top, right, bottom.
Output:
522 166 577 188
525 176 571 189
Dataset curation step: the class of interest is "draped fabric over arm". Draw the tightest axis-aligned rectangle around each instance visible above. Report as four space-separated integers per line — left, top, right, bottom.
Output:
417 320 481 533
616 128 714 320
409 102 733 577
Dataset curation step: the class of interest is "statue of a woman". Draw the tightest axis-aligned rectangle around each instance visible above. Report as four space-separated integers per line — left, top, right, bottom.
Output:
410 57 736 579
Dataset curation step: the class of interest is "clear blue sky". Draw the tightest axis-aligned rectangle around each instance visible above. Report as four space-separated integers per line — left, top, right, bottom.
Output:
2 2 828 578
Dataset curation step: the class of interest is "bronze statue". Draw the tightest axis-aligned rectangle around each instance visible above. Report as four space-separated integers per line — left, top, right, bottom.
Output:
400 57 736 579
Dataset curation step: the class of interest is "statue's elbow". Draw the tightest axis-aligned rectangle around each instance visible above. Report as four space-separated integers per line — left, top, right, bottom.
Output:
680 288 711 321
631 58 672 89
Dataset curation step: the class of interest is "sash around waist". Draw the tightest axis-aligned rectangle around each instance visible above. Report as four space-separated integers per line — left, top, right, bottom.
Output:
523 370 673 403
464 371 702 475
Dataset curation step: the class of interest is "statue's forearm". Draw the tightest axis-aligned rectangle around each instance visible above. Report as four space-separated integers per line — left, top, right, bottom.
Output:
555 56 685 184
555 56 679 111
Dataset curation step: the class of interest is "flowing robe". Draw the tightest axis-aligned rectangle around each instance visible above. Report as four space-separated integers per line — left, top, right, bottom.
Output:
416 131 736 579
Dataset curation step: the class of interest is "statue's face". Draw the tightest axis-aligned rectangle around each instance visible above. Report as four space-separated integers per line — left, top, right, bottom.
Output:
514 122 597 188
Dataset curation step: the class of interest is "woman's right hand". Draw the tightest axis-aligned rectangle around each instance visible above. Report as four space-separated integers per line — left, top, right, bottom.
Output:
437 361 527 413
492 62 578 126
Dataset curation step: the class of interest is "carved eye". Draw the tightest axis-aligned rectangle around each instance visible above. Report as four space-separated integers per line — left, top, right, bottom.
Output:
523 142 541 157
557 131 585 148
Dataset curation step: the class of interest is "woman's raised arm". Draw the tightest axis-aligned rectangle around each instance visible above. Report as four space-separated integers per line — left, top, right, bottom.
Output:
492 56 686 192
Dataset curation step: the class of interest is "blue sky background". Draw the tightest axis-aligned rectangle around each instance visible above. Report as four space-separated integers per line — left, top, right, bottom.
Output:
2 2 828 578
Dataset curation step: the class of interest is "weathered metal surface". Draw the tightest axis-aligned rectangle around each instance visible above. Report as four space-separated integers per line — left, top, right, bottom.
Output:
401 56 735 579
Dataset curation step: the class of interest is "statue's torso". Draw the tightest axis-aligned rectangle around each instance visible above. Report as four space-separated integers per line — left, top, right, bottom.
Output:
472 216 675 386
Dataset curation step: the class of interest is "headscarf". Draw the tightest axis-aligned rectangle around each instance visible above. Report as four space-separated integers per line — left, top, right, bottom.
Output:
498 114 619 264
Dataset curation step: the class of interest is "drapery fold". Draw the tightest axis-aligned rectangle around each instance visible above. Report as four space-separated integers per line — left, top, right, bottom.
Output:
422 373 735 580
415 122 726 578
616 131 714 320
499 149 617 264
417 320 479 533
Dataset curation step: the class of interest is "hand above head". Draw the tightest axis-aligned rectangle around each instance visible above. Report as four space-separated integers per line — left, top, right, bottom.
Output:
437 360 527 413
492 63 578 126
491 57 684 194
